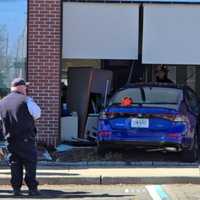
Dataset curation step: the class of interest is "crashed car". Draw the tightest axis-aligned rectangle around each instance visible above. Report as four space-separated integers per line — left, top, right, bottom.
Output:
97 83 200 162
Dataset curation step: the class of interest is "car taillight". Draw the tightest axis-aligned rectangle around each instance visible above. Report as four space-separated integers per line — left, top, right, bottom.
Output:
98 131 112 137
154 114 176 121
174 115 189 122
99 112 107 120
99 112 116 119
153 114 188 122
167 133 182 139
163 115 176 121
106 112 116 119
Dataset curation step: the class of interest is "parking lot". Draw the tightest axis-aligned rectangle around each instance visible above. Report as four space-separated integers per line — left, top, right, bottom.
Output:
1 184 200 200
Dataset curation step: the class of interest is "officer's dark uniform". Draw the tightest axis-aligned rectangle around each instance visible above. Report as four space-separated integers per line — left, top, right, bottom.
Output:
155 65 174 84
0 91 38 192
156 76 174 83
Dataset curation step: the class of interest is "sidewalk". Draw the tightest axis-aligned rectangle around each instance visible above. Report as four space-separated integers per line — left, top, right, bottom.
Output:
0 161 200 185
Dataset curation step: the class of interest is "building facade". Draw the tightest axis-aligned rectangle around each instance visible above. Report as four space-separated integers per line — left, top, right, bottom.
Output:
1 0 200 146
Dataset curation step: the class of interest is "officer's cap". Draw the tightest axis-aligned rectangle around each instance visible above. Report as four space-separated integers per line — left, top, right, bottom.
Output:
11 78 30 87
159 65 169 73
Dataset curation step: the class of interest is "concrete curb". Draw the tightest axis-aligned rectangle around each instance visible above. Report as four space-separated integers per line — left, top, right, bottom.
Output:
0 176 200 185
1 160 199 168
1 161 200 185
29 176 200 185
0 178 9 185
1 176 200 185
101 176 200 184
0 177 100 185
37 161 200 168
38 177 100 185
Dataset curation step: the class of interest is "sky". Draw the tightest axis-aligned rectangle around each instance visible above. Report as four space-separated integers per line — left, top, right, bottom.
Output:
0 0 27 57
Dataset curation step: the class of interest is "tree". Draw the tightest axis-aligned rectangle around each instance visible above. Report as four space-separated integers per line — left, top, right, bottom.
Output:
0 25 8 98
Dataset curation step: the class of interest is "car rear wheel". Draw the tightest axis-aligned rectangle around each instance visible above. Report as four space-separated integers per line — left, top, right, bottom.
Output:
181 132 199 162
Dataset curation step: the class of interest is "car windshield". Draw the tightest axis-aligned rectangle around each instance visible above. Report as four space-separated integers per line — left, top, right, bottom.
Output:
109 87 183 105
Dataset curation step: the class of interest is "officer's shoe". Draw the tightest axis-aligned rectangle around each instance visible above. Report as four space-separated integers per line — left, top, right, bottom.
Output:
29 189 40 196
13 189 22 196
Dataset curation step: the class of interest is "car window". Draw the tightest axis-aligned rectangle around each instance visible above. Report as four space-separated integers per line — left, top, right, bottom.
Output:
109 87 183 105
143 87 183 104
110 88 142 104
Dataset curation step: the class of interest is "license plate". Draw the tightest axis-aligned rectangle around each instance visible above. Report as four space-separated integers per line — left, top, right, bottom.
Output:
131 118 149 128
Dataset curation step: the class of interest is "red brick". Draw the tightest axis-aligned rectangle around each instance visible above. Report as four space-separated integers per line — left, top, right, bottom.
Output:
28 0 61 146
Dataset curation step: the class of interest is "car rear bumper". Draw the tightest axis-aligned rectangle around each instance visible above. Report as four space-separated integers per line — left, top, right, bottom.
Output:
97 140 181 149
97 137 193 150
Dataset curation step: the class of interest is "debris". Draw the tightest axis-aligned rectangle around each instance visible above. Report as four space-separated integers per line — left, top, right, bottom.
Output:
43 150 52 161
56 144 73 152
0 141 7 161
69 138 96 146
37 146 52 161
0 148 4 160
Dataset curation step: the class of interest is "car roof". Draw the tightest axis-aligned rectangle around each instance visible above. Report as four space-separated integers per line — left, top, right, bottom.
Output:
121 82 186 90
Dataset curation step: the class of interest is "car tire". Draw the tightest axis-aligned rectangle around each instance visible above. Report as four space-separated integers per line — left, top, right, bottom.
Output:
181 132 199 162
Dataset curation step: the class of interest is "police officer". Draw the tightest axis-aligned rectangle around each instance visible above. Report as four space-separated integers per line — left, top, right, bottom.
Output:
155 65 173 83
0 78 41 196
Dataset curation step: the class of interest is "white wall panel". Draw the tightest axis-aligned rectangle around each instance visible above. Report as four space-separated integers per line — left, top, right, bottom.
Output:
142 4 200 65
63 2 139 59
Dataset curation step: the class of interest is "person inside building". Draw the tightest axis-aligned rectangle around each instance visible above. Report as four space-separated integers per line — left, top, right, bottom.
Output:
155 65 173 83
0 78 41 196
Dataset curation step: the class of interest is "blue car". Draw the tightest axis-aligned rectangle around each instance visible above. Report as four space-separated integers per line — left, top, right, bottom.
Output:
97 83 200 162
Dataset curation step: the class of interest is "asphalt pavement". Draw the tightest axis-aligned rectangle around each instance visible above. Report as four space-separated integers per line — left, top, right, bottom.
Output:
1 184 200 200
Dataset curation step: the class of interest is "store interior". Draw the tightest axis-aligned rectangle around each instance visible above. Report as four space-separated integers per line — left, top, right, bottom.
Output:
60 59 198 142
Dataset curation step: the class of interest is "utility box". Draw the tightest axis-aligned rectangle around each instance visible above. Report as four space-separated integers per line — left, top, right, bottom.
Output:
61 115 78 141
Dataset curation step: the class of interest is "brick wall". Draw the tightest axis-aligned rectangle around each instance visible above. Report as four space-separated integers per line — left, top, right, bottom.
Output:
28 0 61 146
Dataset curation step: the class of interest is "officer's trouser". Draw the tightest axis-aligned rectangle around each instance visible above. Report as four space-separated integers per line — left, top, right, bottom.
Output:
8 141 38 191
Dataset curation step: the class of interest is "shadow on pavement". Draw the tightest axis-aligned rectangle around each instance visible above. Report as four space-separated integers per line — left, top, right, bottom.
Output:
0 189 134 199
